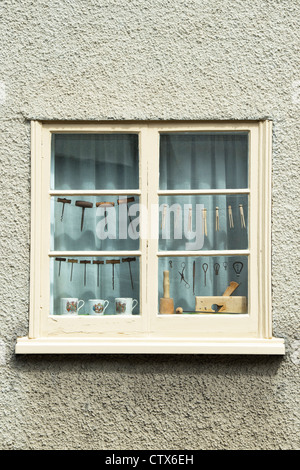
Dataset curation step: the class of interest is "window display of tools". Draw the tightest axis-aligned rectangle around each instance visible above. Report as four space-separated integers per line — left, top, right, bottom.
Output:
93 260 104 287
68 259 78 281
96 201 115 227
55 257 66 276
122 257 136 290
159 270 174 314
80 259 91 286
75 200 93 231
106 259 120 290
57 197 71 221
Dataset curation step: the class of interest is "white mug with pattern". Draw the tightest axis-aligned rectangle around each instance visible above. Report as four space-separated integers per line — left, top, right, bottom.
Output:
115 298 138 315
88 299 109 315
60 297 85 315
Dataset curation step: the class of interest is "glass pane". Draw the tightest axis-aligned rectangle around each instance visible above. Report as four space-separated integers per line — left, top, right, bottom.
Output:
51 195 140 251
52 134 139 190
159 132 248 190
159 195 248 251
50 256 140 316
158 256 248 314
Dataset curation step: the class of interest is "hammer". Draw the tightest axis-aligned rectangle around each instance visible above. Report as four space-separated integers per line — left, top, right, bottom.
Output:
122 257 136 290
106 259 120 290
75 200 93 231
93 260 104 287
57 197 71 221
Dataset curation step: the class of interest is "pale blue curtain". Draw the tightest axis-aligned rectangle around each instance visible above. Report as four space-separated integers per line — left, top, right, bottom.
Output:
50 134 140 315
158 133 248 313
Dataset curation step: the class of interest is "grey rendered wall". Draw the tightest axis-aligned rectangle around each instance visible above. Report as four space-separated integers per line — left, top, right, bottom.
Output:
0 0 299 450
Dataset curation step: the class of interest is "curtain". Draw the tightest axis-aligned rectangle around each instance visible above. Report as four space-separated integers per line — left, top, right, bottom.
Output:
158 133 248 313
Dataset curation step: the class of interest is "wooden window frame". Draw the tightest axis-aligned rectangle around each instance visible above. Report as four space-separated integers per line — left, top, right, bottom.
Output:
15 120 285 355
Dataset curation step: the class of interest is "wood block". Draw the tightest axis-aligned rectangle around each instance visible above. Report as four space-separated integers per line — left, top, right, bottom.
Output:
195 296 247 314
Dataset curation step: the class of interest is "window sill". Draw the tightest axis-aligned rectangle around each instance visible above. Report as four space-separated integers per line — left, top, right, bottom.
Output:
15 336 285 355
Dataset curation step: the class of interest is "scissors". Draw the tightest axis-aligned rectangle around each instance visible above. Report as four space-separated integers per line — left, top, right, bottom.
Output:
178 262 190 289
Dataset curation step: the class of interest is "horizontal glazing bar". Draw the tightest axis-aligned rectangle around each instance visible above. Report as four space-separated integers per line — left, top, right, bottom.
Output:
50 190 141 196
158 189 250 195
49 251 142 257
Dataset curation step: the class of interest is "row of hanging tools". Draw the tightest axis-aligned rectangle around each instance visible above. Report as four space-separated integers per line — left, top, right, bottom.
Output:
168 259 244 291
55 256 137 289
57 197 136 232
170 204 246 234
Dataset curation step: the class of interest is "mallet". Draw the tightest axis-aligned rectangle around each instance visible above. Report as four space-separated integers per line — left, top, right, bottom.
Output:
55 257 66 276
106 259 120 290
80 260 91 286
75 200 93 231
57 197 71 221
68 259 78 281
122 257 136 290
96 201 115 227
93 260 104 287
159 270 174 314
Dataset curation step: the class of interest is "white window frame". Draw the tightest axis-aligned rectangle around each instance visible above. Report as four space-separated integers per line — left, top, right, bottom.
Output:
15 120 285 355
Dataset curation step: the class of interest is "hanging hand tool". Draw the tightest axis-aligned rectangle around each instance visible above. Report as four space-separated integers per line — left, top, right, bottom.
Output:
75 201 93 231
117 197 135 234
214 263 220 275
80 260 91 286
96 202 115 229
233 261 243 277
122 257 136 290
57 198 71 221
193 260 195 295
93 260 104 287
106 259 120 290
178 262 190 289
239 204 246 229
68 259 78 281
202 263 208 286
228 205 234 228
55 257 66 276
215 206 220 231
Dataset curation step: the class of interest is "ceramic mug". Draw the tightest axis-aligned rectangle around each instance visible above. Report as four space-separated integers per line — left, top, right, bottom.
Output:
60 297 85 315
88 299 109 315
115 298 138 315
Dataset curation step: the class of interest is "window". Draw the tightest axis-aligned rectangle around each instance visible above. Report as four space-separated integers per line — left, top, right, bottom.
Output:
15 120 285 354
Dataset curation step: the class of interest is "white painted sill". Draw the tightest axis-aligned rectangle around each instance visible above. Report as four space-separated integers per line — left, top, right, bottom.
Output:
15 336 285 355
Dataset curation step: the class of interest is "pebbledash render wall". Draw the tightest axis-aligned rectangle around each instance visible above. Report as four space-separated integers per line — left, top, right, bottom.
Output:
0 0 299 450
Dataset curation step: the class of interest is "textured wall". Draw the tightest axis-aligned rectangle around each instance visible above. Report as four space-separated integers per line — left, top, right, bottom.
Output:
0 0 299 450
